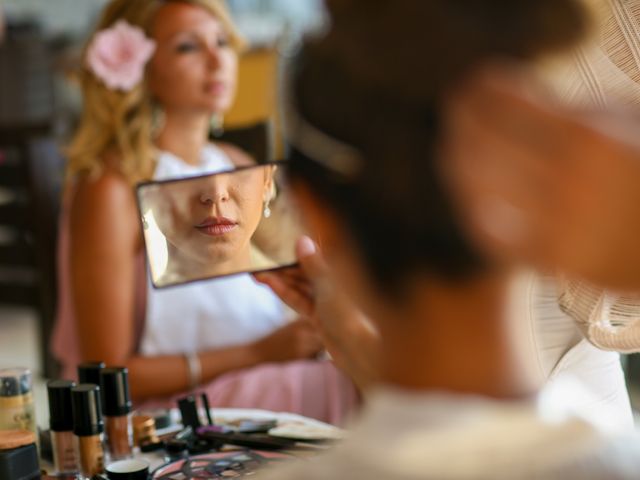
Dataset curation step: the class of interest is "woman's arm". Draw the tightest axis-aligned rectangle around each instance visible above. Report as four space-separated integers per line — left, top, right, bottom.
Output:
69 170 322 400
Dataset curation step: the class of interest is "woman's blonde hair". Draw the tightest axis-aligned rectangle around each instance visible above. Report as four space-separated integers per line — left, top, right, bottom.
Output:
66 0 245 185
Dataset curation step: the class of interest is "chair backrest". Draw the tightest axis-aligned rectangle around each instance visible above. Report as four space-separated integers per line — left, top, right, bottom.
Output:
214 120 274 163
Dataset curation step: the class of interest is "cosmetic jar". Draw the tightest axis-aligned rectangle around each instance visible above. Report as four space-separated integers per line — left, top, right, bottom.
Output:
105 459 149 480
0 429 40 480
72 384 105 479
47 380 80 475
0 368 36 435
100 368 133 460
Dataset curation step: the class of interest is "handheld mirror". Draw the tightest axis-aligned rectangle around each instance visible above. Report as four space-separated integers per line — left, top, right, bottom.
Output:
137 163 302 288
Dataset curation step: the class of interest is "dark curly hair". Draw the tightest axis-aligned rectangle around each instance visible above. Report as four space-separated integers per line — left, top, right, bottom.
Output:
288 0 589 299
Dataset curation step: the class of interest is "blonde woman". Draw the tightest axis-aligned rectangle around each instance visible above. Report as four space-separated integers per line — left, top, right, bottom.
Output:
51 0 357 424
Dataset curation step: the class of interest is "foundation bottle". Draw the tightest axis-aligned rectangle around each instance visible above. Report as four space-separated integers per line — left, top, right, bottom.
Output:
0 368 36 436
100 367 133 460
47 380 79 475
77 362 105 389
71 384 105 479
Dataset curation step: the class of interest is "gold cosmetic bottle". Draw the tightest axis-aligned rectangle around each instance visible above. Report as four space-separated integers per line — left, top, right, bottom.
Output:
100 367 133 460
71 384 105 479
47 380 80 475
0 368 36 436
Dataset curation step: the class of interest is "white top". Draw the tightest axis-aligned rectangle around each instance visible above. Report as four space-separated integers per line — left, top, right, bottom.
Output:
140 145 290 356
258 383 640 480
518 274 634 432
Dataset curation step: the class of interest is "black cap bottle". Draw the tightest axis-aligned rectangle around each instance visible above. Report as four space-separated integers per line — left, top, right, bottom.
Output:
71 384 105 478
101 367 133 460
47 380 79 474
77 362 105 387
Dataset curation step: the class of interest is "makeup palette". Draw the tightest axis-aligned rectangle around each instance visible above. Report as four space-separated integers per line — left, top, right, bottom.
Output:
151 450 291 479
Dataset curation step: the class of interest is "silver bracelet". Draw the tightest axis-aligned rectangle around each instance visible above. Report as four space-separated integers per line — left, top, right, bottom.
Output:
184 352 202 390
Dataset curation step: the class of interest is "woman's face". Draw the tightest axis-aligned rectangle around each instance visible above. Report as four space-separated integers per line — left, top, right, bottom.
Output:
151 166 274 270
147 2 237 114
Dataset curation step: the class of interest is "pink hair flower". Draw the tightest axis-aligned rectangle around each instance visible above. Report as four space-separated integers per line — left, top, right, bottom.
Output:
86 20 156 92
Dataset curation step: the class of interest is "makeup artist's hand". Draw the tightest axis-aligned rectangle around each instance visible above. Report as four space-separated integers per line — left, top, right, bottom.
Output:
255 236 380 389
441 65 640 290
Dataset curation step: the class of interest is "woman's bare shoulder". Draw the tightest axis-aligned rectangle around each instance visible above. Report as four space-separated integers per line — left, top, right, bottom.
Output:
70 152 140 242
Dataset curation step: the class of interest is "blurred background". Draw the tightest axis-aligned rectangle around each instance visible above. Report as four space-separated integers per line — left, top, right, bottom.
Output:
0 0 325 428
2 0 640 431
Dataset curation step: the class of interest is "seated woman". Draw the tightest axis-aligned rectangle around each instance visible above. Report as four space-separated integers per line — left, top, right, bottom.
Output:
259 1 640 478
51 0 357 424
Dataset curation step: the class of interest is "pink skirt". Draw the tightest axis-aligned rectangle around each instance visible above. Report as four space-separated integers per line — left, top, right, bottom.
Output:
136 359 359 426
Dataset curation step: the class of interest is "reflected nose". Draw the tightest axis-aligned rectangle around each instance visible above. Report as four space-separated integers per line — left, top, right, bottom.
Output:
199 176 229 205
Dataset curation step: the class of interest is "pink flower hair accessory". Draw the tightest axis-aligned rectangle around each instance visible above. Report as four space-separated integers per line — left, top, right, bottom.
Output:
86 20 156 92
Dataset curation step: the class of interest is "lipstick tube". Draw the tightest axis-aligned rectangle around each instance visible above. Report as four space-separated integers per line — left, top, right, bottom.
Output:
47 380 79 475
100 367 133 460
72 384 105 479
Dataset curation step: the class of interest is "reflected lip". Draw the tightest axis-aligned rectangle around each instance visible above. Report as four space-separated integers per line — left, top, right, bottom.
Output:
195 217 237 236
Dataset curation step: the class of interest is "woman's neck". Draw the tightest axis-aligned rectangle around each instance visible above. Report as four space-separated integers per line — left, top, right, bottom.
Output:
156 110 211 166
376 272 540 400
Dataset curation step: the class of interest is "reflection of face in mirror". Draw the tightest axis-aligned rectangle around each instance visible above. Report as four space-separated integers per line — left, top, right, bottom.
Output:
139 164 300 287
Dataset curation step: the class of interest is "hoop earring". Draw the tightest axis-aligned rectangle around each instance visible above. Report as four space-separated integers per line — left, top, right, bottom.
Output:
210 113 224 137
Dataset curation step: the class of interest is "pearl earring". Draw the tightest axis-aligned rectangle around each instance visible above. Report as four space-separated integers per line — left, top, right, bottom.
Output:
263 198 272 219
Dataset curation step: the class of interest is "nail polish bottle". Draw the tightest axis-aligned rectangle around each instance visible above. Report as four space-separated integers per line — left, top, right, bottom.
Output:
100 368 133 460
72 384 105 479
47 380 80 475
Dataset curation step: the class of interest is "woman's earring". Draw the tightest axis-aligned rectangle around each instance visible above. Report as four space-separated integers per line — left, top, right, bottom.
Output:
142 216 149 230
151 103 166 138
210 113 224 138
263 198 272 219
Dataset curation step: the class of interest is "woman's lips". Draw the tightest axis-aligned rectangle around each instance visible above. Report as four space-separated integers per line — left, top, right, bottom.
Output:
195 217 237 236
204 80 227 95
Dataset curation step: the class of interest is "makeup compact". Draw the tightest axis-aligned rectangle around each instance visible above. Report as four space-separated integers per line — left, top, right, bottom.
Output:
105 459 149 480
0 429 40 480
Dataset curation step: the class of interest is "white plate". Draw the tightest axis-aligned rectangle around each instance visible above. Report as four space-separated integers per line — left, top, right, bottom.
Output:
167 407 345 439
268 421 345 441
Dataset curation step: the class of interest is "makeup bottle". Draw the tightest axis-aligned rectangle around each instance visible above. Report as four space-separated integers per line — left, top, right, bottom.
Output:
77 362 105 388
47 380 79 475
0 368 36 436
71 384 105 479
100 367 133 460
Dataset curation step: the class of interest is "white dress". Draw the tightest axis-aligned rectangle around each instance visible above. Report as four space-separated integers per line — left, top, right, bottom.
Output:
140 145 291 357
